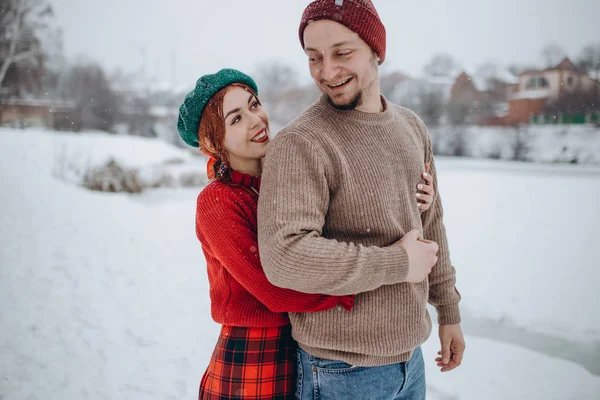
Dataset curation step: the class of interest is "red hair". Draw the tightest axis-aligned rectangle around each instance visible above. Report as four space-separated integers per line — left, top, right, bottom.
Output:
197 83 259 180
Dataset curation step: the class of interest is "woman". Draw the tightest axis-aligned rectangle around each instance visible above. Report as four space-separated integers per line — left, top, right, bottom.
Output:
177 69 436 400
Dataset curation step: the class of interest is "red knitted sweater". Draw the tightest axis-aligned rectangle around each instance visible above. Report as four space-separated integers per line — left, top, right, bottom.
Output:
195 169 354 327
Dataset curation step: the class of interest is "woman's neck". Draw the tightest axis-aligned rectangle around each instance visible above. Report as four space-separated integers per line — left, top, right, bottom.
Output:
229 159 262 177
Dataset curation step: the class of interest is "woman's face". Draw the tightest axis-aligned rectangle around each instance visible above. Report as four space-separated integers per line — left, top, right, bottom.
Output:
221 86 270 169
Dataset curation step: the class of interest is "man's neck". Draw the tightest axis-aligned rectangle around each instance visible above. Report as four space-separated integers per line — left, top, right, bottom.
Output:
355 83 382 114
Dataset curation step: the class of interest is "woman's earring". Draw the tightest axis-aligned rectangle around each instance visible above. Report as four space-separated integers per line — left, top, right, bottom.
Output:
216 162 228 179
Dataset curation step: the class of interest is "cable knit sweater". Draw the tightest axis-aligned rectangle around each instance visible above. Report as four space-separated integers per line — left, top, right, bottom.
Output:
195 169 354 328
257 95 461 366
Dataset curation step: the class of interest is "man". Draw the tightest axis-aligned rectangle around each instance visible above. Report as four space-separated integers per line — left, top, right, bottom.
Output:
257 1 465 398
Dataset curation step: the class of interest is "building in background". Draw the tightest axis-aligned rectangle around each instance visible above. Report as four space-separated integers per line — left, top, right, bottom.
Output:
508 58 600 125
0 99 79 130
447 68 519 126
447 58 600 126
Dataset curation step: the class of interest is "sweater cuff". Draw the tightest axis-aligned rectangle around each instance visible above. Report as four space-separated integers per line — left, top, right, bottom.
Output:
436 303 461 325
382 244 410 284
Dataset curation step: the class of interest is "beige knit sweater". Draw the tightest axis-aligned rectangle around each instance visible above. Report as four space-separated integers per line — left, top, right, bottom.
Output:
257 95 461 366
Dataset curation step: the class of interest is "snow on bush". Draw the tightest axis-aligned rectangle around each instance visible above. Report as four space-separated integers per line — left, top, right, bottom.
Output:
82 158 144 193
45 128 209 193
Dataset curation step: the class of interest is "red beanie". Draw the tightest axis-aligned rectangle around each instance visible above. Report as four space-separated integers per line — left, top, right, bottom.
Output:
299 0 386 65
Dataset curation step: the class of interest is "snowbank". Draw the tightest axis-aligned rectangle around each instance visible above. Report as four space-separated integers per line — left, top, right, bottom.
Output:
1 128 599 399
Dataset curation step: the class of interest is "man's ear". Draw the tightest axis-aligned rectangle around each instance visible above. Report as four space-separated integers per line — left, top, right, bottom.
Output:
371 50 381 65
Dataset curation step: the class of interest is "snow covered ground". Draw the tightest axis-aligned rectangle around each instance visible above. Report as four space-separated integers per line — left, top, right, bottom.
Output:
436 156 600 345
1 128 599 399
431 124 600 165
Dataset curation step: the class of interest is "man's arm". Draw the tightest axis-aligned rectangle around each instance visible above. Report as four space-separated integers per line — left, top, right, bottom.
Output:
196 188 354 313
257 131 409 296
415 118 462 325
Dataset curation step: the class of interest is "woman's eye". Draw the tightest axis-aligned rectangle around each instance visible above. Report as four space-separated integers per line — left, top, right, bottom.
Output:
251 101 259 109
232 116 241 125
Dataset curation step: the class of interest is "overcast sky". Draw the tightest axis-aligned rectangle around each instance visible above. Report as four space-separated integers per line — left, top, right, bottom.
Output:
50 0 600 87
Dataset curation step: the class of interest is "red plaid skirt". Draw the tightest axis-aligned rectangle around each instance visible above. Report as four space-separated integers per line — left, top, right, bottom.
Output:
199 324 297 399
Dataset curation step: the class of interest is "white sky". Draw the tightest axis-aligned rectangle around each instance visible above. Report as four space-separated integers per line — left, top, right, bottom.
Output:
50 0 600 86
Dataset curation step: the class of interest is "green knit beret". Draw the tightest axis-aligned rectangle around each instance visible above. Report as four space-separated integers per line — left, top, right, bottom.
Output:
177 68 258 147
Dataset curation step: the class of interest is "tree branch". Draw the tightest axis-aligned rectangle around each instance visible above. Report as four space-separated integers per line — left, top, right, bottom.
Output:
12 47 39 63
0 4 24 88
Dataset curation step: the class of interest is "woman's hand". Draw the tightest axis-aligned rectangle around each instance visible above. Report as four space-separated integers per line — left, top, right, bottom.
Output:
416 163 435 213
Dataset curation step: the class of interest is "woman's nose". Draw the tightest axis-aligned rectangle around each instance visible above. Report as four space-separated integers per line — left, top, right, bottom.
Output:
249 112 262 129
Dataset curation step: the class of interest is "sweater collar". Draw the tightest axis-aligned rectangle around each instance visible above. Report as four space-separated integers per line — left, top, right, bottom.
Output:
317 94 394 125
229 169 261 191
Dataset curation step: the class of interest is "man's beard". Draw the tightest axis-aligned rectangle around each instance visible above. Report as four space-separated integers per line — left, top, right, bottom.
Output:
324 53 379 111
326 90 363 111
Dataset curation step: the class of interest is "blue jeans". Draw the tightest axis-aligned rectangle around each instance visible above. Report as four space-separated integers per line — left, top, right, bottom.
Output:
296 346 426 400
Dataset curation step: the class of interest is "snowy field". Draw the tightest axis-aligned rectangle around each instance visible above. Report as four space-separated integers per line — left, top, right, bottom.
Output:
431 124 600 165
1 128 599 400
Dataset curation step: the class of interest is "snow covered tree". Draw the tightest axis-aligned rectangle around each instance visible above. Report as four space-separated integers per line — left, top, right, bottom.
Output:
0 0 57 95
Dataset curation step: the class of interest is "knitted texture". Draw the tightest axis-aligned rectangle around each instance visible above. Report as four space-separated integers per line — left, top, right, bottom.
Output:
258 95 461 366
299 0 386 64
178 69 258 147
195 170 354 328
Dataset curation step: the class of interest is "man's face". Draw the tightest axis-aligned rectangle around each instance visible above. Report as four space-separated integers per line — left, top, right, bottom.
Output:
303 20 379 110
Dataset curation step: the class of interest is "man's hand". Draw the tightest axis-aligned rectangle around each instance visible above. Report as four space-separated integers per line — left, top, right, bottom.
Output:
435 324 465 372
396 229 438 283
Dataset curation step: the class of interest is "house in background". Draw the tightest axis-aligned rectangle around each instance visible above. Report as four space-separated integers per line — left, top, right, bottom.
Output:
448 58 600 126
508 57 600 125
448 69 519 125
0 99 79 130
447 72 481 125
449 72 480 104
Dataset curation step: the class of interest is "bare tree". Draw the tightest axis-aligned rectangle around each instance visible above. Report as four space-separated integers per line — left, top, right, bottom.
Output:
541 43 566 68
548 87 600 117
512 126 530 161
577 43 600 79
124 95 153 137
380 71 409 99
60 62 121 132
451 129 468 157
475 62 499 91
423 53 458 78
418 89 445 126
447 103 470 126
252 61 298 105
507 64 528 76
0 0 54 89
